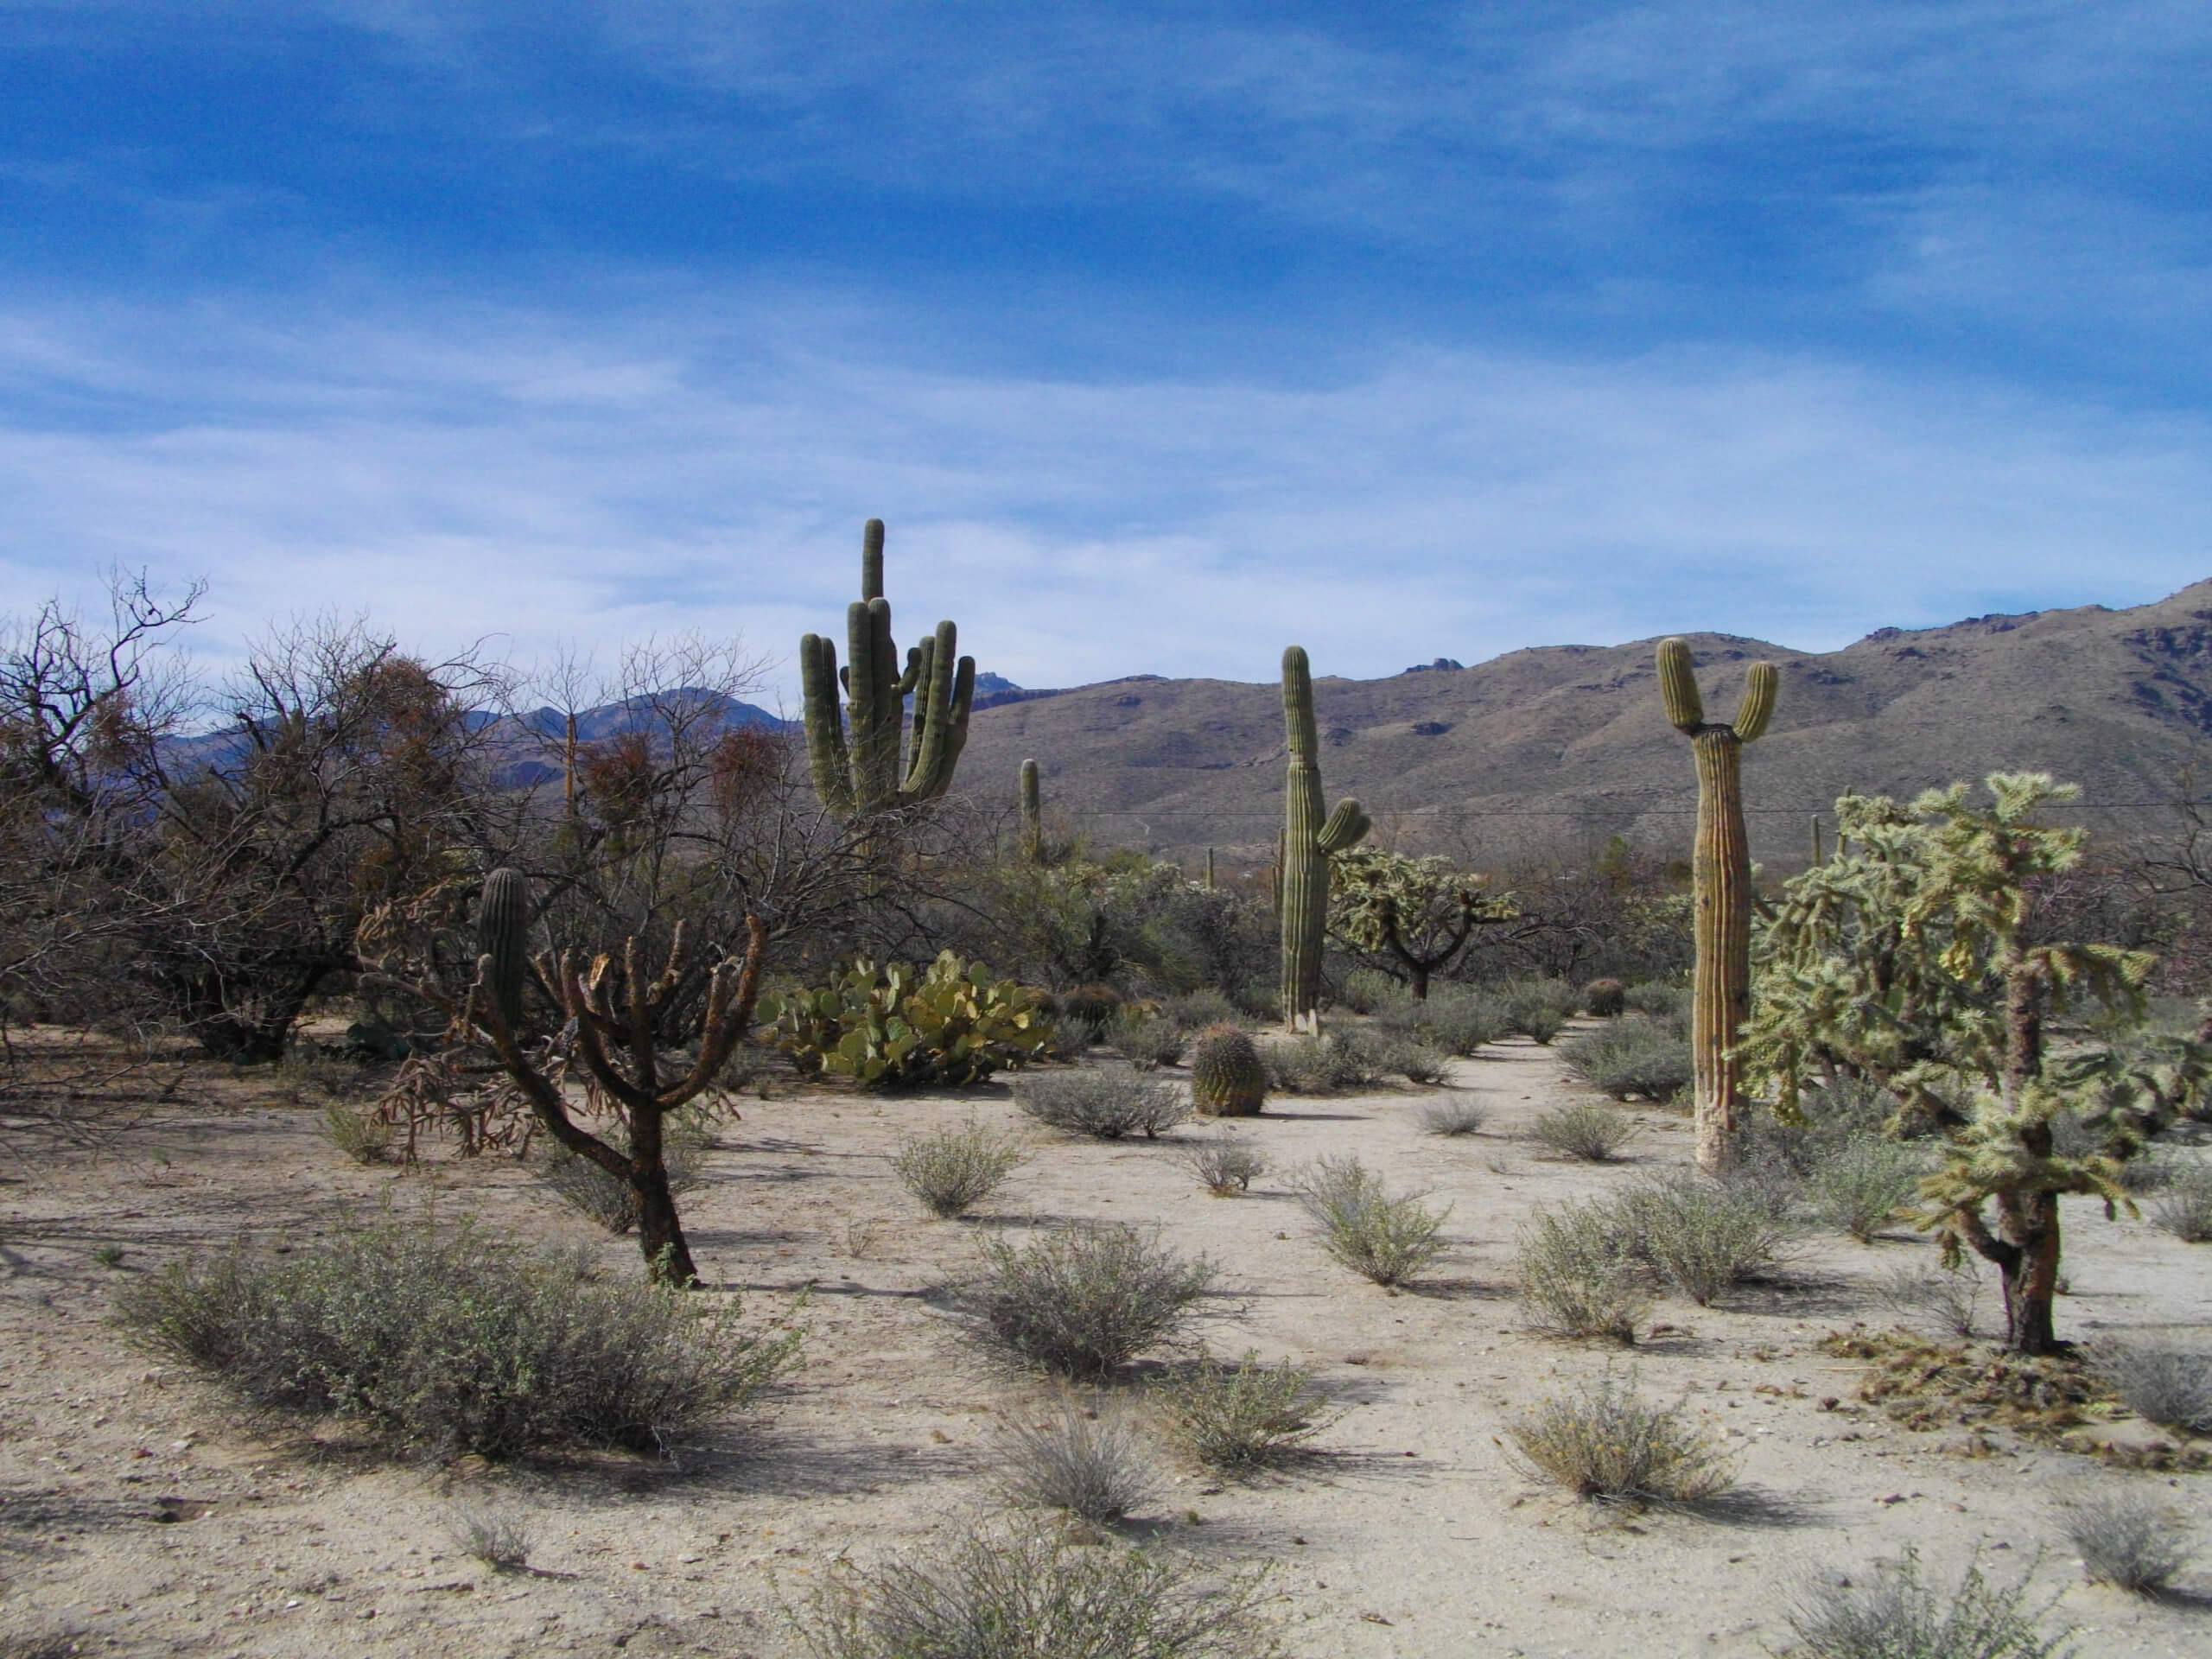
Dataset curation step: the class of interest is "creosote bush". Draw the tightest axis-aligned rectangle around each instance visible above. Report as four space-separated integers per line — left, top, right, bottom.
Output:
114 1211 798 1459
1183 1135 1266 1197
1384 989 1510 1057
795 1522 1278 1659
1159 1352 1333 1470
995 1399 1159 1522
2149 1157 2212 1242
976 1225 1216 1376
1500 978 1579 1045
1376 1035 1450 1084
2090 1338 2212 1434
1017 1071 1188 1141
1531 1100 1638 1162
1262 1029 1381 1094
1617 1172 1795 1306
2058 1491 2193 1593
1508 1371 1733 1505
1807 1137 1929 1243
1417 1097 1488 1137
1516 1200 1651 1344
1162 988 1239 1032
1558 1020 1692 1103
1784 1548 2078 1659
1105 1010 1186 1071
1290 1156 1449 1286
890 1120 1024 1218
1336 967 1404 1015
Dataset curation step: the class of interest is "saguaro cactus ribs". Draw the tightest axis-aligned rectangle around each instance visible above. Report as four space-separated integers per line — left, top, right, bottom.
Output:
1279 645 1370 1031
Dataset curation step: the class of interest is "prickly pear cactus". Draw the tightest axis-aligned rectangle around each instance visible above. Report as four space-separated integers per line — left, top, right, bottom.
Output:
758 950 1052 1086
1656 637 1777 1174
1190 1023 1267 1116
477 867 533 1034
1280 646 1370 1030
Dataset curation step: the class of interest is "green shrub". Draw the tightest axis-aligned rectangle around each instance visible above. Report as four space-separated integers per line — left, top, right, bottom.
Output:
1162 988 1239 1032
1159 1353 1332 1470
1290 1157 1449 1286
1017 1071 1188 1141
319 1100 395 1165
1509 1371 1733 1504
1182 1135 1265 1196
1617 1172 1795 1306
1399 989 1510 1056
1336 968 1405 1014
795 1522 1277 1659
1376 1036 1450 1084
1531 1100 1638 1161
113 1212 798 1459
890 1121 1025 1217
1262 1029 1381 1094
975 1226 1216 1376
2149 1157 2212 1242
1784 1548 2078 1659
760 951 1053 1086
1558 1020 1692 1102
1105 1011 1186 1071
1807 1137 1928 1242
1500 978 1579 1045
1516 1200 1649 1344
1623 982 1689 1023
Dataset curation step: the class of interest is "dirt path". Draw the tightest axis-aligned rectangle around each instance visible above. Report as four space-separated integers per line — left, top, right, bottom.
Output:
2 1032 2209 1656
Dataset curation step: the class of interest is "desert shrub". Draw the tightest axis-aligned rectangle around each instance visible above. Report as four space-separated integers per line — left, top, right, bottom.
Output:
1617 1172 1795 1306
1876 1259 1983 1339
1508 1371 1733 1504
1531 1100 1638 1161
795 1522 1276 1659
1161 988 1238 1032
533 1111 712 1234
1189 1024 1267 1116
2090 1338 2212 1433
760 951 1054 1086
1784 1548 2078 1659
319 1100 395 1164
2148 1157 2212 1242
1336 968 1405 1015
113 1212 798 1459
1623 982 1689 1023
1583 978 1626 1017
449 1503 534 1571
891 1121 1024 1218
1182 1135 1266 1197
1807 1137 1928 1242
1105 1011 1186 1071
1159 1353 1332 1470
1732 1077 1901 1197
1558 1020 1692 1102
2058 1491 2193 1593
1500 978 1579 1044
1402 989 1511 1056
1262 1029 1381 1094
975 1225 1216 1376
1516 1200 1650 1343
1375 1036 1450 1084
996 1400 1159 1522
1017 1071 1189 1141
0 1634 83 1659
1417 1097 1488 1136
1290 1157 1449 1286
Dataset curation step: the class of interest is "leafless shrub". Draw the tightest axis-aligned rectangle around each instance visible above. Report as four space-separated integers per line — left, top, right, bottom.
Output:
449 1503 535 1571
1182 1135 1265 1197
995 1399 1159 1522
2058 1490 2193 1593
2090 1338 2212 1434
1784 1548 2078 1659
1876 1258 1983 1339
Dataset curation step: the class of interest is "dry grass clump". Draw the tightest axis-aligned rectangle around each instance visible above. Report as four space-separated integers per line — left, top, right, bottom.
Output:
2057 1490 2193 1593
1530 1100 1638 1161
975 1225 1216 1377
1158 1353 1333 1471
1181 1135 1265 1197
1876 1259 1983 1339
795 1522 1278 1659
1417 1097 1488 1136
1516 1200 1651 1344
890 1120 1024 1218
449 1503 535 1571
995 1399 1159 1522
1290 1156 1449 1286
1558 1020 1691 1102
114 1211 798 1459
1017 1071 1189 1141
2090 1338 2212 1434
1784 1548 2078 1659
319 1099 396 1164
1507 1371 1733 1505
2148 1157 2212 1242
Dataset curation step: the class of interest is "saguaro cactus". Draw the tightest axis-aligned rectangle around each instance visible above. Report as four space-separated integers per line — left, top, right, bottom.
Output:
1019 758 1042 861
1656 638 1777 1174
476 866 532 1034
799 519 977 818
1279 645 1370 1030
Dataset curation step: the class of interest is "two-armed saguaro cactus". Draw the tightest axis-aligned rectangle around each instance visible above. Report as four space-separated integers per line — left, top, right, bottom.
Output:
1656 639 1777 1175
799 519 977 818
1280 646 1370 1031
1019 758 1042 861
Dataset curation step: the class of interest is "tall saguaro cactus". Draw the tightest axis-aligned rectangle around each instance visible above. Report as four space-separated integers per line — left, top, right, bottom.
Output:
1656 638 1778 1174
799 519 977 818
1019 758 1042 861
1280 645 1370 1031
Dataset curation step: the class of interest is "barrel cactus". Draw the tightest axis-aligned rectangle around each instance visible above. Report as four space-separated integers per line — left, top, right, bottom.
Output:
1583 978 1626 1018
1656 638 1777 1175
1279 646 1370 1030
1191 1024 1267 1117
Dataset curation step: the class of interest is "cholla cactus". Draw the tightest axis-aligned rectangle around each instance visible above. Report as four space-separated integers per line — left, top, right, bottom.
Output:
1280 646 1369 1030
799 519 976 818
1656 638 1777 1174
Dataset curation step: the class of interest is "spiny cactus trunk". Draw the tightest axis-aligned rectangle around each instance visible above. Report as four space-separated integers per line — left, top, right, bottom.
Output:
627 1109 700 1288
1281 754 1329 1030
1689 729 1751 1173
1019 759 1041 862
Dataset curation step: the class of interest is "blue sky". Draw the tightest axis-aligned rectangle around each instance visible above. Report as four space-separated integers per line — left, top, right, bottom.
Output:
3 1 2209 703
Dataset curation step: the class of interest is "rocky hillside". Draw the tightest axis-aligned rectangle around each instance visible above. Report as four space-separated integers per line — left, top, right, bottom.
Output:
953 581 2212 867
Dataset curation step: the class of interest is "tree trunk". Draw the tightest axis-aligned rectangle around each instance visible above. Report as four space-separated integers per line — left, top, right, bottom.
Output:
1408 962 1431 1001
629 1108 699 1287
1992 1189 2062 1355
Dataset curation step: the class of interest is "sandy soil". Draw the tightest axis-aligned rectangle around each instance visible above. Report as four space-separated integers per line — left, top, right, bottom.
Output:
2 1027 2209 1658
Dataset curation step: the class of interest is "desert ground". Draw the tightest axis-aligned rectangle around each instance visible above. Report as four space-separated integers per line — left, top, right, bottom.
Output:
2 1027 2209 1659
